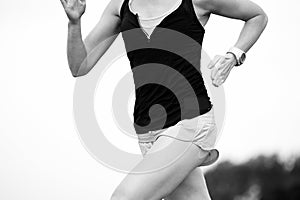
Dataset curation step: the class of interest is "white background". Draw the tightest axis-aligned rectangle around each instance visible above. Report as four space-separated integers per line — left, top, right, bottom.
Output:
0 0 299 199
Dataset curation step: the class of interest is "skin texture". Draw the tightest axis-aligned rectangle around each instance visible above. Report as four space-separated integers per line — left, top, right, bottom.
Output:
110 136 212 200
60 0 268 199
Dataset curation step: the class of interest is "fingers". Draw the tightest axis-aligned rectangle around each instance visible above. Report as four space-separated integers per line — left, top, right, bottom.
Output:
209 55 224 81
212 75 225 87
215 65 231 87
79 0 86 5
211 63 229 87
211 67 218 81
212 79 221 87
213 68 228 87
60 0 67 7
218 63 230 76
208 54 235 87
61 0 85 7
220 64 232 76
220 59 236 76
207 55 222 69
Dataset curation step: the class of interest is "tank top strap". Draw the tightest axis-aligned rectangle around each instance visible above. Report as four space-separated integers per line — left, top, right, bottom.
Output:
182 0 196 16
182 0 204 31
120 0 130 20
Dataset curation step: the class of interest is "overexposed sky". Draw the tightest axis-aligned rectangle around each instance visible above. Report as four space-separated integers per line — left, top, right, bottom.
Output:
0 0 300 199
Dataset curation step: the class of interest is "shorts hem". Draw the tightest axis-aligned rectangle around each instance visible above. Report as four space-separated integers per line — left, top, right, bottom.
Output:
138 134 219 167
155 135 219 167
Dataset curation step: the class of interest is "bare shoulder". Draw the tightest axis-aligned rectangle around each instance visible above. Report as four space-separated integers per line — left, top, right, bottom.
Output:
100 0 125 19
192 0 214 15
109 0 127 18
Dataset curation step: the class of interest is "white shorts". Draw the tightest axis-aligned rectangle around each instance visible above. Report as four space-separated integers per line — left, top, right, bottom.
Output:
137 106 219 167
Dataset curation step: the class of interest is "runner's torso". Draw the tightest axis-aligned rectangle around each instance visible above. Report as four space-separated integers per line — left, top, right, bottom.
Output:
119 0 213 134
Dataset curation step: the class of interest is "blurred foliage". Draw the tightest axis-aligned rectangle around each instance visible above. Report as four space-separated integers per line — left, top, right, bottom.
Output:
205 154 300 200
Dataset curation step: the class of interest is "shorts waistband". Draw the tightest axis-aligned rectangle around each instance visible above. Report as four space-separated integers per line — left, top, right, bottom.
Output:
137 105 214 142
137 127 168 142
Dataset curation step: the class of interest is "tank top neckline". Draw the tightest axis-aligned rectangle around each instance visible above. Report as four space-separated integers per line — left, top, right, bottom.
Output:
127 0 189 39
125 0 206 38
128 0 182 21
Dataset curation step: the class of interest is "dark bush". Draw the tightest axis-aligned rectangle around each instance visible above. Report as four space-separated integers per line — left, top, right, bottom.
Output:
205 155 300 200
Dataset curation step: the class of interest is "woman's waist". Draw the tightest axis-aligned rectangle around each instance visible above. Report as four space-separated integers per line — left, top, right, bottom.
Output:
134 92 211 111
134 104 214 135
133 97 212 126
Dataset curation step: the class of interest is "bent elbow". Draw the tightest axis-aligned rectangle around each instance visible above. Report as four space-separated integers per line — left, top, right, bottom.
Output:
71 70 87 78
70 64 88 78
70 66 80 78
72 72 80 78
264 14 268 27
261 12 268 28
260 11 268 28
72 73 87 78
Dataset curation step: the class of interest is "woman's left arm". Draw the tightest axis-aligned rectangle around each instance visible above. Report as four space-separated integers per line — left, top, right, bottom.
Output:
206 0 268 52
198 0 268 86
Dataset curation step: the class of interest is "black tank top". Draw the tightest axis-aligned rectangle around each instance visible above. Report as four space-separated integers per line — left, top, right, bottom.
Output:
119 0 213 134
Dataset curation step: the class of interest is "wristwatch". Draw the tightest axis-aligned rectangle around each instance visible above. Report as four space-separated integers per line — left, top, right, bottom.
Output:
227 47 246 66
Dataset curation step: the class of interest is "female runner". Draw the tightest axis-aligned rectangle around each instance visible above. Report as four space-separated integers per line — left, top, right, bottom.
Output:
60 0 268 199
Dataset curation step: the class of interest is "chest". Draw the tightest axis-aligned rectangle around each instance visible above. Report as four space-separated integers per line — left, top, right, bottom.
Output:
129 0 181 18
128 0 209 26
121 0 207 49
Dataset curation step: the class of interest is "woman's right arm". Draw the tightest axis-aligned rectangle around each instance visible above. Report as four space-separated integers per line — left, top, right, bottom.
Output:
60 0 122 77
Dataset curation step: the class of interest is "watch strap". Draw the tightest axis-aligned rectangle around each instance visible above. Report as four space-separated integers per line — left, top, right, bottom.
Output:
227 47 246 66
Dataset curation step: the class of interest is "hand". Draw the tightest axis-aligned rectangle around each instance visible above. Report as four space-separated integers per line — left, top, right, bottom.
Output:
60 0 86 24
207 53 237 87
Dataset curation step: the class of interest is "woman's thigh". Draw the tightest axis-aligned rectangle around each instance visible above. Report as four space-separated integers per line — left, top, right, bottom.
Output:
164 167 211 200
111 136 209 200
